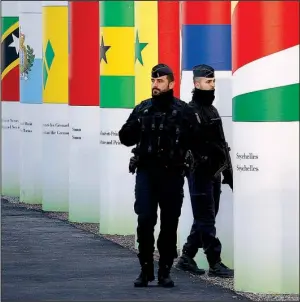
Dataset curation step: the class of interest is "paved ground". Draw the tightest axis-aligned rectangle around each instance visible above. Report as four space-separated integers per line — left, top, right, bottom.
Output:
1 201 248 301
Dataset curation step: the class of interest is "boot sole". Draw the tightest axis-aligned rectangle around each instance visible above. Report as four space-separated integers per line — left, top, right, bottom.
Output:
134 282 149 287
208 272 233 278
134 277 155 287
175 264 205 275
158 281 175 288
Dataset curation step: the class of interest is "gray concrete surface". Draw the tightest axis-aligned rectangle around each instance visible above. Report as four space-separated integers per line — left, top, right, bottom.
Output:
1 200 248 301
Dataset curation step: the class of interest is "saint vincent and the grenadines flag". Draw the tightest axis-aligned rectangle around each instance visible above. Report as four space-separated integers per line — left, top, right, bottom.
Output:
1 16 20 102
99 1 180 109
42 5 68 104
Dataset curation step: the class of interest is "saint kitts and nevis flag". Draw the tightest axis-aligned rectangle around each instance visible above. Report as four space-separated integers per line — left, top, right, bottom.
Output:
232 1 299 122
99 1 180 109
1 16 20 102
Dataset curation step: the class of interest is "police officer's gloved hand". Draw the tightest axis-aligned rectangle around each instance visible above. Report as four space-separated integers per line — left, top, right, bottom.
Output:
129 156 138 174
222 169 233 191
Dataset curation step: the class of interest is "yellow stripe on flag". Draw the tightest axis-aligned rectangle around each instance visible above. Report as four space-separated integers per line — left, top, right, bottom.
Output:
135 1 158 105
1 21 19 42
100 27 135 76
1 59 19 80
231 1 239 16
42 6 68 104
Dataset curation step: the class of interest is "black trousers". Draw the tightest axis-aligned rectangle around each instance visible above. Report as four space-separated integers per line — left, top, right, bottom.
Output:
134 167 184 267
213 175 222 216
182 170 222 266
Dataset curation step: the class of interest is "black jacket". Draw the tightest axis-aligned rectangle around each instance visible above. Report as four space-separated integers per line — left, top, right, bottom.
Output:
119 90 199 169
188 89 230 179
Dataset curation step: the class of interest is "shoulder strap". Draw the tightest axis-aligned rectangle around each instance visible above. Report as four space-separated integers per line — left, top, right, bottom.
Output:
135 99 153 114
187 101 202 124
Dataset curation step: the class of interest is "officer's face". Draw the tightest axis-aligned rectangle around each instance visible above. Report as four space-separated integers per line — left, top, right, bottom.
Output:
151 76 174 95
195 77 215 90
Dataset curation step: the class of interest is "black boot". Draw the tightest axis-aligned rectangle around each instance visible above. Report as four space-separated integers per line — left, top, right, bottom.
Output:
208 262 234 278
134 262 155 287
176 254 205 275
157 264 174 287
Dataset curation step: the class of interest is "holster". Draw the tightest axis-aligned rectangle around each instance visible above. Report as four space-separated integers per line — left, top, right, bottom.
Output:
183 150 195 176
129 148 139 174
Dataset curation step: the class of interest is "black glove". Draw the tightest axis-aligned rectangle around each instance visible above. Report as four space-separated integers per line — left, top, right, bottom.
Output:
129 156 138 174
222 169 233 191
183 150 195 176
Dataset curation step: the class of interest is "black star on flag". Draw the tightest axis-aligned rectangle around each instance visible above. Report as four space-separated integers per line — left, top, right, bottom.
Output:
100 36 111 64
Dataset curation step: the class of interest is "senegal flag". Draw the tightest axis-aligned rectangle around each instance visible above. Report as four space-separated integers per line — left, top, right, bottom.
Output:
135 1 180 104
1 16 20 102
100 1 135 108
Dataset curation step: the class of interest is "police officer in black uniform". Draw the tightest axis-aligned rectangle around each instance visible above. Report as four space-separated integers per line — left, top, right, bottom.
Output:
119 64 198 288
176 64 234 278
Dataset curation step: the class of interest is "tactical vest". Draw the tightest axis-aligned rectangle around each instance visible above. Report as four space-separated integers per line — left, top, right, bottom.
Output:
189 100 225 144
134 99 187 167
188 101 227 175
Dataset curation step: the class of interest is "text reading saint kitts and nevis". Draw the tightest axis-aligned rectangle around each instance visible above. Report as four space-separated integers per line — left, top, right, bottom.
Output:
2 118 19 130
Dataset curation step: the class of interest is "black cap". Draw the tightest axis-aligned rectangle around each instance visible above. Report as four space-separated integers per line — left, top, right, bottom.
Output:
192 64 215 78
151 63 173 78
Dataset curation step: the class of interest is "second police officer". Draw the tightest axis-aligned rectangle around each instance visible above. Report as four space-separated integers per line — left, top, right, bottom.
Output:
176 64 234 278
119 64 199 288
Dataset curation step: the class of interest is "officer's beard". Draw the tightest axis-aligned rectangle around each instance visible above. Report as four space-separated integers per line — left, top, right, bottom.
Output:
152 87 173 98
152 88 161 95
152 88 174 110
192 88 215 106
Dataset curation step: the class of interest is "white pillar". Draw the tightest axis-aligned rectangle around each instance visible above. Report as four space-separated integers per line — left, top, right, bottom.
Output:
41 1 69 212
68 2 100 223
19 1 43 204
179 0 232 270
232 1 299 294
1 1 20 197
